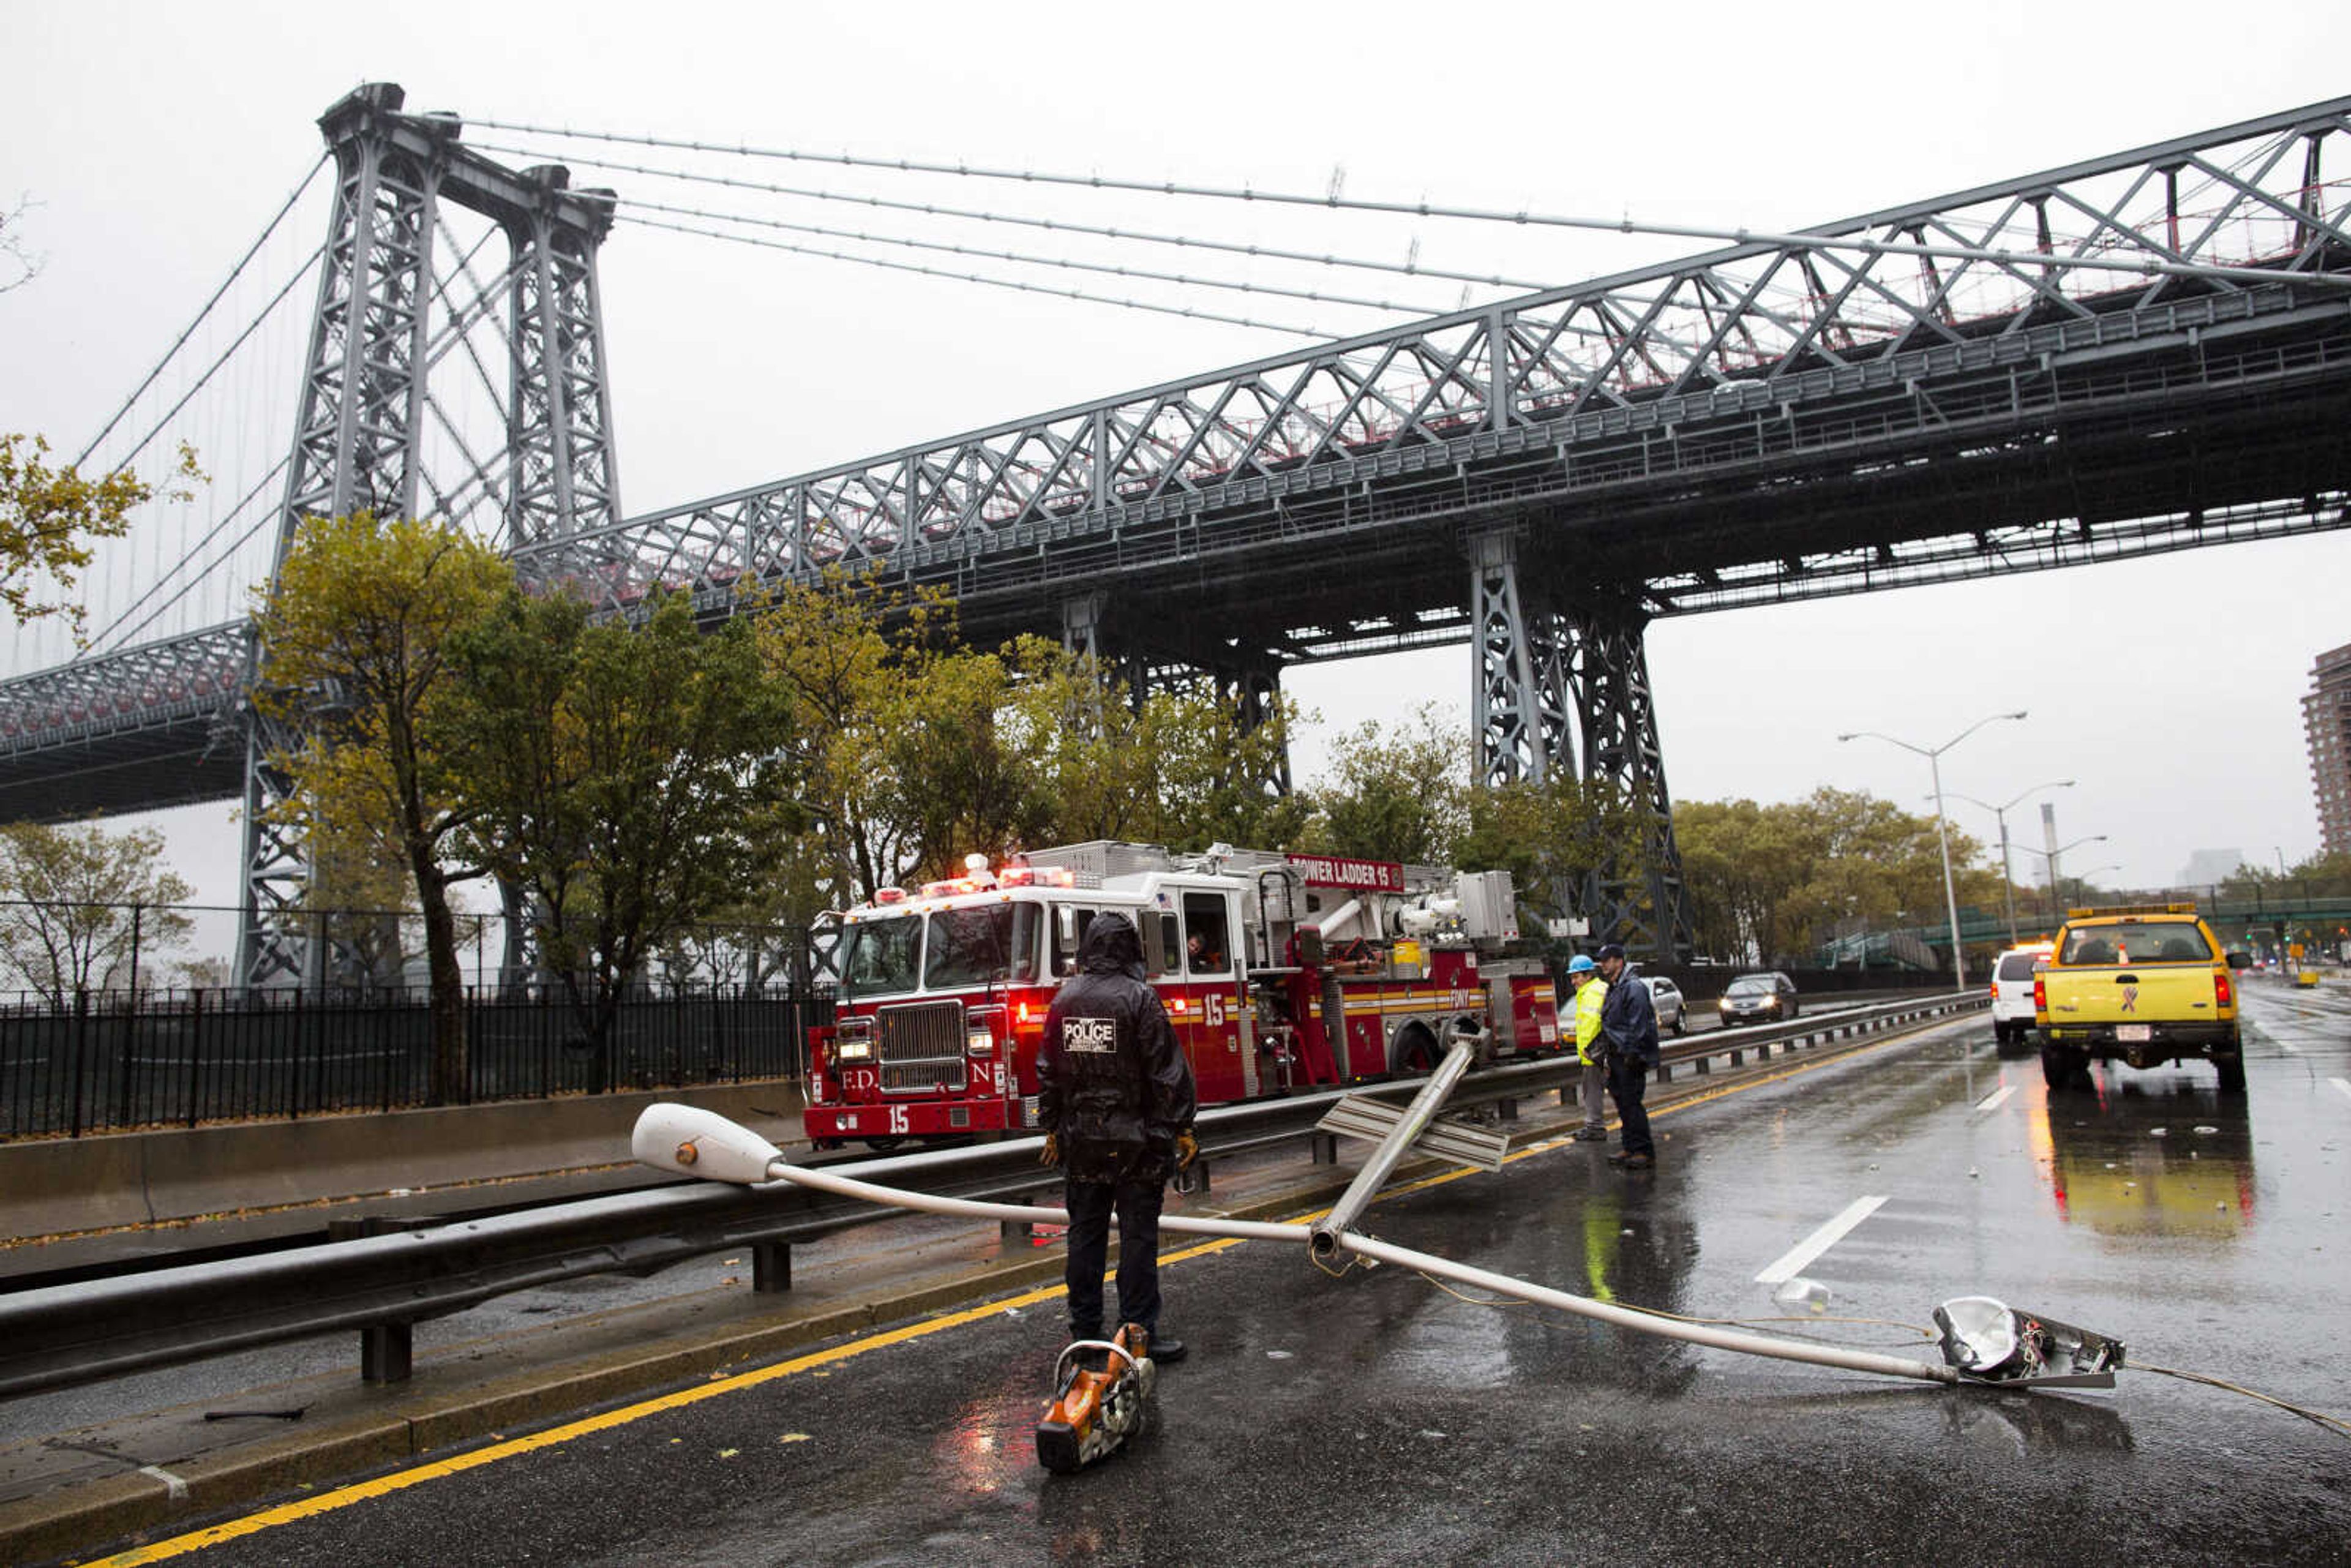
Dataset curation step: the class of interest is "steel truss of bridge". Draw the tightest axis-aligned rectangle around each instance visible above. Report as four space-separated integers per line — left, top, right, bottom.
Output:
2 92 2348 962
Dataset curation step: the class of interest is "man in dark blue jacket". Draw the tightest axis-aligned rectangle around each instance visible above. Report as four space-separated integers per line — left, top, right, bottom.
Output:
1040 910 1199 1362
1596 942 1660 1170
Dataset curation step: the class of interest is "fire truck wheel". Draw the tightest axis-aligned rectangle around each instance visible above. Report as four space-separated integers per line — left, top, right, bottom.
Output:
1390 1024 1443 1076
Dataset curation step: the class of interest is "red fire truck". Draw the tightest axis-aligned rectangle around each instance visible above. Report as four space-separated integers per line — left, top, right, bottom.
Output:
804 840 1561 1150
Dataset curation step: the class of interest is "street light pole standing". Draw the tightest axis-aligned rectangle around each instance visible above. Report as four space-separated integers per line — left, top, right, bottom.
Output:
2018 834 2107 925
1839 710 2029 991
1943 780 2076 946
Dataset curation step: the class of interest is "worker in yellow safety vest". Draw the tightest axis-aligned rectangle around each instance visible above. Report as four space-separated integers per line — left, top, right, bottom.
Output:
1566 953 1609 1142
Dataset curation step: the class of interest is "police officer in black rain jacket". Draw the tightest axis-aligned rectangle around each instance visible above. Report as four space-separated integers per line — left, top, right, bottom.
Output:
1039 910 1198 1362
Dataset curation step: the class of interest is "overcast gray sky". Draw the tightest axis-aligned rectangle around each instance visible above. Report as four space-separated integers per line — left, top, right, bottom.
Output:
4 1 2347 936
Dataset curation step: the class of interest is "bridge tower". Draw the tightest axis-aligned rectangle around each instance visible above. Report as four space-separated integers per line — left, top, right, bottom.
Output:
1471 529 1696 960
239 83 621 989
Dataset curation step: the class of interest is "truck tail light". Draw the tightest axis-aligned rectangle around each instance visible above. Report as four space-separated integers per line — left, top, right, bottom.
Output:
2033 976 2046 1013
2214 970 2233 1009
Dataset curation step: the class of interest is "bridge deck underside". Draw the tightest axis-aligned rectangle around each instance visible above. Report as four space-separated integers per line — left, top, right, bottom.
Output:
3 295 2347 823
917 306 2351 663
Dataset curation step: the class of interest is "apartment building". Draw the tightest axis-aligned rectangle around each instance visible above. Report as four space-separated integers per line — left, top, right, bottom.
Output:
2307 642 2351 858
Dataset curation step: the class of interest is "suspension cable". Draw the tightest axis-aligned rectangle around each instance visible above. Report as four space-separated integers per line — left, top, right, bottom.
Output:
623 214 1332 337
78 241 520 657
78 453 291 658
622 197 1452 317
473 118 2351 291
91 240 325 486
75 156 331 470
594 179 1702 358
468 140 1554 294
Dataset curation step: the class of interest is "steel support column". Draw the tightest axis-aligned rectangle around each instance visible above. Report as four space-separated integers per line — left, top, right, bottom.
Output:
1468 530 1693 961
1469 531 1573 788
239 84 451 990
238 85 626 990
504 165 621 547
1566 597 1697 961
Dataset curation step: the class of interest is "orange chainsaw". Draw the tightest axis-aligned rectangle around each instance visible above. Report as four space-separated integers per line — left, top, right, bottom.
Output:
1036 1322 1156 1472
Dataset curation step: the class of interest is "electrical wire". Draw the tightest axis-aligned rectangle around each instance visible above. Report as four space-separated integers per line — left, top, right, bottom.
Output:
2135 1360 2351 1442
471 117 2351 291
622 213 1332 338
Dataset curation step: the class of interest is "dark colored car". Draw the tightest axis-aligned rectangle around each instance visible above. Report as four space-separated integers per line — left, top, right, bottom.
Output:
1717 971 1799 1027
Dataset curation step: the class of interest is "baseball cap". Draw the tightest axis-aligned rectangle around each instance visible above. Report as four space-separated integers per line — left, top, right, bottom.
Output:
1596 943 1627 962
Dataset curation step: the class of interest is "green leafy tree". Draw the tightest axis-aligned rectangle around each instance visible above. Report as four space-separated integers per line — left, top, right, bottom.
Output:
446 590 793 1090
0 433 201 636
1297 702 1469 865
1674 788 1995 966
0 817 193 1003
253 511 512 1103
1002 639 1308 858
883 637 1056 883
751 569 950 906
1455 775 1638 937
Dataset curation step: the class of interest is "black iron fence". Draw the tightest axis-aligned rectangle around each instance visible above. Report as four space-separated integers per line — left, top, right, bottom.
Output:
0 986 833 1139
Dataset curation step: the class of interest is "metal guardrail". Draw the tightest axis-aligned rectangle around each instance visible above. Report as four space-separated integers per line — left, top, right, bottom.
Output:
0 992 1982 1400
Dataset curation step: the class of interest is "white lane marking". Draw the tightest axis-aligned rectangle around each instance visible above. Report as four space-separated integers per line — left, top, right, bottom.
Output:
2330 1078 2351 1106
1974 1083 2016 1112
140 1464 190 1500
1755 1195 1889 1285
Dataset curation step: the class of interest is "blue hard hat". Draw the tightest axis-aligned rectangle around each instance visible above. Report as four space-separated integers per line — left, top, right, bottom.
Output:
1565 954 1597 973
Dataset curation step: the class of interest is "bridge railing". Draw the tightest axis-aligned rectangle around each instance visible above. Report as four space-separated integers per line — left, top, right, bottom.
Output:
0 986 831 1140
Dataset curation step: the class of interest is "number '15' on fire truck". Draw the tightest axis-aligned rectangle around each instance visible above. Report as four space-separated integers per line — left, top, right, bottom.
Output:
804 841 1560 1151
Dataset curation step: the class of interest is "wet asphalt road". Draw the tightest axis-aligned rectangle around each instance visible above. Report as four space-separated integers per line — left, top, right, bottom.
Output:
114 985 2351 1565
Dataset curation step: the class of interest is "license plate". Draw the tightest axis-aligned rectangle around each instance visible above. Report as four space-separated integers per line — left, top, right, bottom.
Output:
2115 1024 2151 1043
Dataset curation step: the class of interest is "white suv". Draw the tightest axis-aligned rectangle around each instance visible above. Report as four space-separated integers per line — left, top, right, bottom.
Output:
1641 975 1688 1037
1989 943 2053 1051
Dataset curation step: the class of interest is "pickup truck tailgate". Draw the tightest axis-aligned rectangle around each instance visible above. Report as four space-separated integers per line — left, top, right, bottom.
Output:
2045 961 2221 1026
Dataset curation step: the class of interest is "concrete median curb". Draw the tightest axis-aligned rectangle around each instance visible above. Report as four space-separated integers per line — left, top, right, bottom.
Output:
0 1081 805 1247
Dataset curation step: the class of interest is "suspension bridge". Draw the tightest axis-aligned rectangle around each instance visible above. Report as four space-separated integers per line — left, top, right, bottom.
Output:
1 84 2346 983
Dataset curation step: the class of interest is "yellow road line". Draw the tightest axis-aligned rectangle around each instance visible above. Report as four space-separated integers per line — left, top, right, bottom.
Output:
97 1029 1900 1563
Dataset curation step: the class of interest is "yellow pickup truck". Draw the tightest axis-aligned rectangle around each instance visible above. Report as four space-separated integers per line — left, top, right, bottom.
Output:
2034 904 2250 1092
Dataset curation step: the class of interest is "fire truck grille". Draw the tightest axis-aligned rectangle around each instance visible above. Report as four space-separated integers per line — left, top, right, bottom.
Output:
880 1060 967 1093
876 1000 969 1095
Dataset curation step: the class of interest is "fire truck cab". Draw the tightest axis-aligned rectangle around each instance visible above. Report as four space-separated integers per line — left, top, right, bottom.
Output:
803 841 1559 1150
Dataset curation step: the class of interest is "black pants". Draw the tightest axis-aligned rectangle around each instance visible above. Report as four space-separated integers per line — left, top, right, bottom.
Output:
1064 1177 1165 1339
1607 1054 1655 1158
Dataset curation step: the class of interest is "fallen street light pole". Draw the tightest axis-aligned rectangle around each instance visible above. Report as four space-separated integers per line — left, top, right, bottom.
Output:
634 1105 2125 1394
1308 1030 1482 1262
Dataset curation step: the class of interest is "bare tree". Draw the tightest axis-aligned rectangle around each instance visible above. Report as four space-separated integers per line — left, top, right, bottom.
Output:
0 194 40 293
0 817 194 1004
